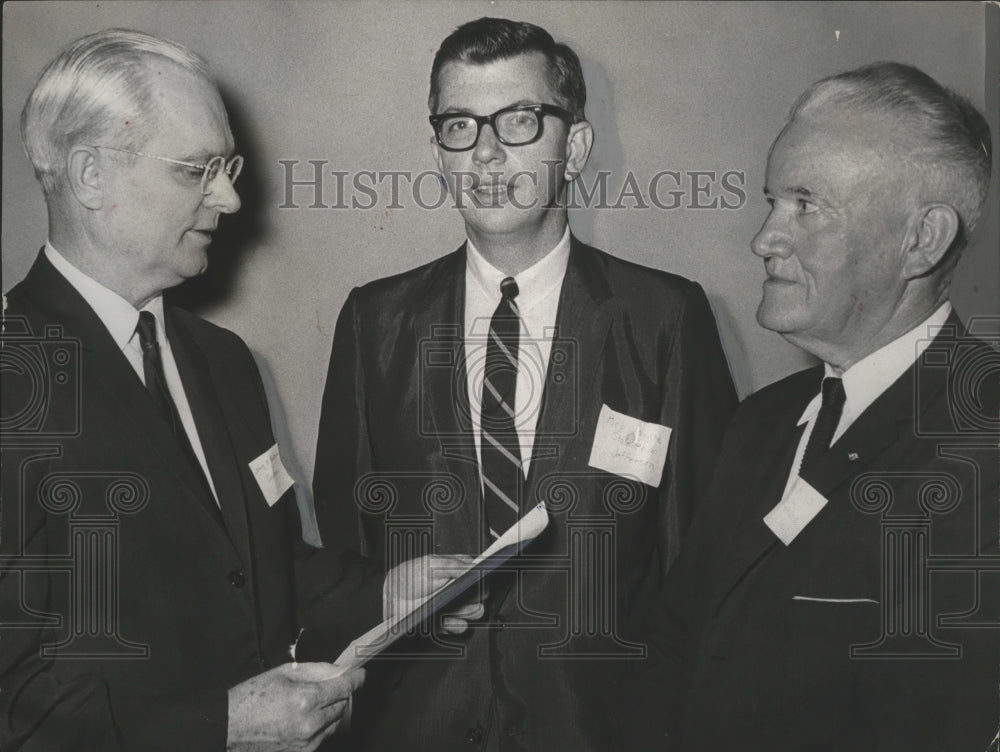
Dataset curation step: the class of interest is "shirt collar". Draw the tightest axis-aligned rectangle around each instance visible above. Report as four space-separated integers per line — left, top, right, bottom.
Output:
45 242 165 350
465 226 571 311
797 301 953 427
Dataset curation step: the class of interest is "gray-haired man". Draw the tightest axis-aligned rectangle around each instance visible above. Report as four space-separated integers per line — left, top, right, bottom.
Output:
633 61 998 751
1 28 476 752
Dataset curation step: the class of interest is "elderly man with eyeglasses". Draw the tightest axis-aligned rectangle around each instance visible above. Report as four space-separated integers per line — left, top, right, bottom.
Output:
0 28 481 752
311 17 737 752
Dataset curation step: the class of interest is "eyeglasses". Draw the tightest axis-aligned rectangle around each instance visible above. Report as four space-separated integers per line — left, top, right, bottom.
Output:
93 146 243 194
429 103 576 152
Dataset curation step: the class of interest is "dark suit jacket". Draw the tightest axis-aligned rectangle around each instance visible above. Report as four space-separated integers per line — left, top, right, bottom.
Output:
0 252 382 752
312 237 738 751
632 314 1000 751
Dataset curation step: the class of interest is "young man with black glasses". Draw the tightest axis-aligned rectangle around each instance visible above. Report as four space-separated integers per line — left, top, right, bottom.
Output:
313 17 737 751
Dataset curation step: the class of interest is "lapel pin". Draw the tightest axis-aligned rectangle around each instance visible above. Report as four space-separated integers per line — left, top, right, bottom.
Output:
848 452 859 461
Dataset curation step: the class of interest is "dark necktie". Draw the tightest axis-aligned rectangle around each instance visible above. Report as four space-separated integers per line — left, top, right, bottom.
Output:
137 312 183 435
800 376 846 478
136 312 213 497
480 277 523 540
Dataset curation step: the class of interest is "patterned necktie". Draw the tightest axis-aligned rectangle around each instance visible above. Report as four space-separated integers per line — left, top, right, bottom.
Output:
480 277 523 540
800 376 846 478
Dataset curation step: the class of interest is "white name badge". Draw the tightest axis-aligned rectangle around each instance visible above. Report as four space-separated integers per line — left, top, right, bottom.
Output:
588 404 672 487
763 476 828 545
249 443 295 507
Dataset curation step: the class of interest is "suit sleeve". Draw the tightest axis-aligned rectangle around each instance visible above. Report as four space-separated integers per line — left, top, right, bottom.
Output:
233 327 383 658
621 282 739 748
312 289 373 557
622 408 747 750
656 282 738 574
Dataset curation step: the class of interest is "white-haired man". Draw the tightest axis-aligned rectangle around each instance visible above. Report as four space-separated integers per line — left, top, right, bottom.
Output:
0 29 477 752
632 62 999 750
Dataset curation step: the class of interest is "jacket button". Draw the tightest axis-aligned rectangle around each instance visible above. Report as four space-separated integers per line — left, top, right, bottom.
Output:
260 655 271 669
465 725 484 744
229 570 246 588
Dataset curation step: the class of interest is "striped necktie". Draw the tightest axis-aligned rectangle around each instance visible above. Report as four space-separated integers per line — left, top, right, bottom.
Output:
481 277 523 540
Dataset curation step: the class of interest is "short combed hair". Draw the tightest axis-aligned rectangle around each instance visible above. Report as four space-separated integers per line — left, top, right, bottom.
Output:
21 28 212 197
428 17 586 122
790 61 992 247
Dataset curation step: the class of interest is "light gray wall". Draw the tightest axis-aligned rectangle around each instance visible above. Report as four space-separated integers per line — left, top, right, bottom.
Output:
4 1 997 491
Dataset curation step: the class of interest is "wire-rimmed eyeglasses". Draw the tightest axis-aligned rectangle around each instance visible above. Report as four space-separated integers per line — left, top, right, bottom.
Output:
93 145 243 194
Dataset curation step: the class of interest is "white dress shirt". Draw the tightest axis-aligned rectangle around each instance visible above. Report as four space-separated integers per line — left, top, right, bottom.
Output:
45 243 220 504
778 301 953 501
464 227 571 480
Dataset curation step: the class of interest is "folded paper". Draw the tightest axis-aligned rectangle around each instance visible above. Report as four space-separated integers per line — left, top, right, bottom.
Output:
330 502 549 673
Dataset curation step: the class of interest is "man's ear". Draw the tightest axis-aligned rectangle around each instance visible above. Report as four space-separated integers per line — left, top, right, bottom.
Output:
564 120 594 181
430 134 443 174
430 139 454 200
66 146 105 210
902 203 960 278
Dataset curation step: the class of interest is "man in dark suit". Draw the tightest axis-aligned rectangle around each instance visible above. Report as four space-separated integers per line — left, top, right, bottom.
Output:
0 29 475 752
312 17 737 752
632 62 999 750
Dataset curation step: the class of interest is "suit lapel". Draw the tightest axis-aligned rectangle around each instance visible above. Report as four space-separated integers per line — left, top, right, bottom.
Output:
804 316 958 499
416 240 616 548
414 247 482 552
710 320 961 612
708 384 814 613
524 238 613 504
19 252 240 561
166 309 253 570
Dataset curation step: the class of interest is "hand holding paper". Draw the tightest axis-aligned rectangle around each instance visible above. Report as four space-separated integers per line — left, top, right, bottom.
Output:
333 503 549 673
226 662 365 752
384 554 488 634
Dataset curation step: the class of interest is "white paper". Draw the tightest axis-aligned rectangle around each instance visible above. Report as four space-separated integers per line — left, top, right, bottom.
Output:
763 476 828 545
331 502 549 673
248 443 295 507
587 404 672 486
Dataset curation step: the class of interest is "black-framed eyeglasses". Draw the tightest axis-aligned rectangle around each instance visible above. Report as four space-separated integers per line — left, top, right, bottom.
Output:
429 103 576 152
92 145 243 194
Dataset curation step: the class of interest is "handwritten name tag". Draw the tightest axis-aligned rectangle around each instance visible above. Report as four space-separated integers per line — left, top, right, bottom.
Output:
763 476 828 545
249 443 295 507
587 404 671 487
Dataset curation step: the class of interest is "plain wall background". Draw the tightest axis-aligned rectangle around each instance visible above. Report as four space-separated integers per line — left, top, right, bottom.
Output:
4 1 997 495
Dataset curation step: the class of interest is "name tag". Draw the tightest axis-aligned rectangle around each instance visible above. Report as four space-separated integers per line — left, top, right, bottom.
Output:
249 443 295 507
588 404 672 487
763 476 828 545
